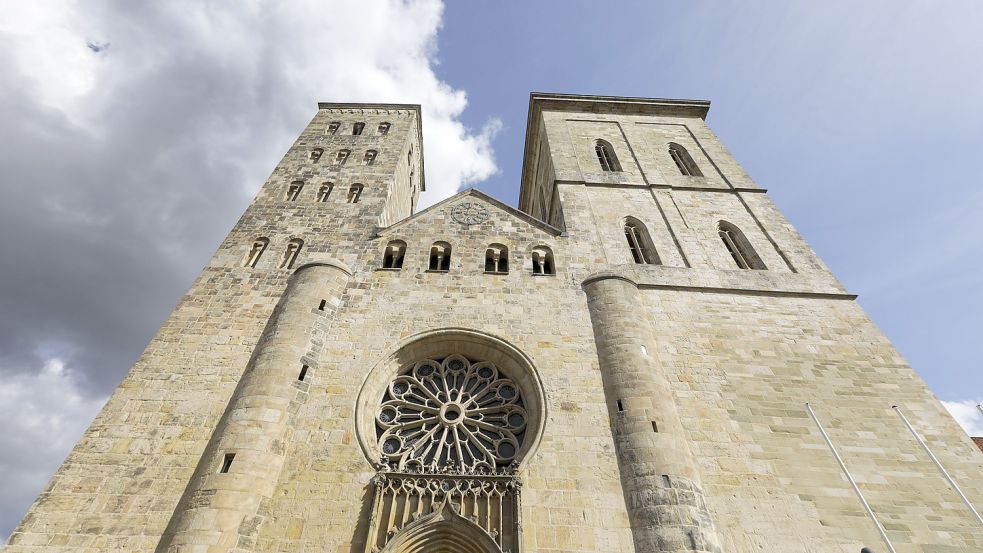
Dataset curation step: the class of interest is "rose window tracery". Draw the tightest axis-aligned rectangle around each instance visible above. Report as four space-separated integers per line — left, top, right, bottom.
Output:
376 355 527 472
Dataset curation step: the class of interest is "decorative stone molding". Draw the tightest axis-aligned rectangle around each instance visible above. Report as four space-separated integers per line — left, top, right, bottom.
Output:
451 201 490 225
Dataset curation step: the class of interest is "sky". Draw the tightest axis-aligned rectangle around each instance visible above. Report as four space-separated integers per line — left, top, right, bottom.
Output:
0 0 981 540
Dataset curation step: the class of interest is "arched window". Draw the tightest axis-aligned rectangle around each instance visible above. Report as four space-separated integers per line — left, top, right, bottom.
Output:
243 238 269 267
594 139 621 172
382 240 406 269
326 121 340 134
286 180 304 201
363 150 378 166
279 239 303 269
531 246 555 275
352 122 365 135
718 221 766 270
378 122 391 135
484 244 509 274
428 241 452 272
309 148 323 162
335 149 351 166
668 143 702 177
624 218 660 265
317 183 333 202
347 183 363 203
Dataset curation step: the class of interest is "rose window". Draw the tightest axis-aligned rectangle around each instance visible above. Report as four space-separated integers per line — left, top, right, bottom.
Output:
376 355 527 471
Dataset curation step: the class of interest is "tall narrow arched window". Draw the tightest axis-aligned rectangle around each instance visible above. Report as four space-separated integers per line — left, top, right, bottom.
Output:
243 238 269 267
309 148 323 162
718 221 766 270
317 183 333 202
378 122 391 135
668 143 703 177
347 183 363 203
624 218 661 265
352 122 365 135
531 245 555 275
594 139 621 172
428 241 452 272
335 149 351 165
286 180 304 201
484 244 509 274
382 240 406 269
279 239 303 269
363 150 378 166
326 121 340 134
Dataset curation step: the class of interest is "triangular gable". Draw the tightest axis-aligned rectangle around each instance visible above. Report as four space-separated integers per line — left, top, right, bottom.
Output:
378 188 562 237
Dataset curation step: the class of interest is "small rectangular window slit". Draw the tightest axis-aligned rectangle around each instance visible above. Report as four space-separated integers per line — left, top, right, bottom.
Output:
317 299 326 311
616 399 624 412
220 453 235 473
651 421 659 432
298 365 309 382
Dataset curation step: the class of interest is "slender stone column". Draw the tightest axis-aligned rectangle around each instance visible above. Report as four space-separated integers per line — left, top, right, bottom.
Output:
157 263 351 553
583 273 720 553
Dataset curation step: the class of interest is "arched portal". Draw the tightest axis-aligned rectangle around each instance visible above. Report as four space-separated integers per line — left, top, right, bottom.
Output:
356 328 544 553
380 501 503 553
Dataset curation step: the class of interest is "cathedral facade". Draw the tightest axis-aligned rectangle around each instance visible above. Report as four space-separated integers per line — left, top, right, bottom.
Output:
6 93 983 553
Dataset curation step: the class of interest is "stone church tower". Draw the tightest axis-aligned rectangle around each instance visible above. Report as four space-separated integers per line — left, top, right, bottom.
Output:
6 94 983 553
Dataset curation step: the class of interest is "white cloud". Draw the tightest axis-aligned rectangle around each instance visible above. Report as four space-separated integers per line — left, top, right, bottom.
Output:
0 0 499 537
0 359 107 542
942 400 983 437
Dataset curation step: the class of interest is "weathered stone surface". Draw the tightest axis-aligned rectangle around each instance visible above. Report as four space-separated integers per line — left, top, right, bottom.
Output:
5 94 982 553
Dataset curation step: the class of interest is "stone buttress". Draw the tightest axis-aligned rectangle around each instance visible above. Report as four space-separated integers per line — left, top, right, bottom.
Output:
584 273 721 553
156 262 351 553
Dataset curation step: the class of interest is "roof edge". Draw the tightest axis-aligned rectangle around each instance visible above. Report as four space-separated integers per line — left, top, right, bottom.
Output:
377 187 563 238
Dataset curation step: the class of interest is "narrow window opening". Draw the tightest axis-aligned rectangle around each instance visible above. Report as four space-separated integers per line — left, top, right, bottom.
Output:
317 183 333 202
718 221 766 270
531 246 555 275
317 299 326 311
334 149 351 166
363 150 378 166
382 240 406 269
662 474 671 486
298 365 309 382
352 122 365 135
347 183 363 203
594 139 621 172
286 181 304 201
309 148 323 163
378 122 391 135
407 147 412 165
616 399 625 412
244 238 269 268
326 121 340 134
428 241 452 272
484 244 508 274
640 344 648 356
279 239 303 269
668 143 703 177
651 421 659 433
624 219 661 265
220 453 235 473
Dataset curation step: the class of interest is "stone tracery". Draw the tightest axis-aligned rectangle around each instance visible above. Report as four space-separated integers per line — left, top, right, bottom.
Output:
375 355 527 472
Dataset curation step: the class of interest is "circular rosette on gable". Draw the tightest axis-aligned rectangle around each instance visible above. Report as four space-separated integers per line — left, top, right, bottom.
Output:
375 355 528 471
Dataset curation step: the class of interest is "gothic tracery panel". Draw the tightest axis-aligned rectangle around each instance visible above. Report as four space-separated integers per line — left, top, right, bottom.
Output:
375 355 527 472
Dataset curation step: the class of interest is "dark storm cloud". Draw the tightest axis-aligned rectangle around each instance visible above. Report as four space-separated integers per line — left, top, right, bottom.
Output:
0 0 499 538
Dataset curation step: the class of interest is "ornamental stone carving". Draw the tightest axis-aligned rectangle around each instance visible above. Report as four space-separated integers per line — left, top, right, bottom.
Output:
375 355 526 472
450 202 490 225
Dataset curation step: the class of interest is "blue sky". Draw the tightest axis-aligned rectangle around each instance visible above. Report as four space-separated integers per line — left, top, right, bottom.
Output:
435 1 983 401
0 0 981 540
